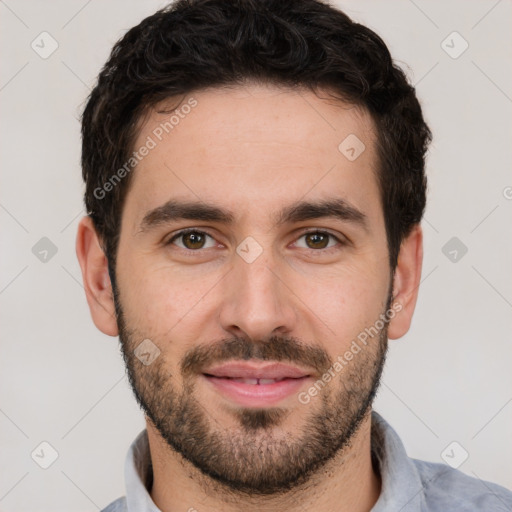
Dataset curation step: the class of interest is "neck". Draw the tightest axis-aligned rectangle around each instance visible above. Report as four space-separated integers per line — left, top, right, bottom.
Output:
147 411 381 512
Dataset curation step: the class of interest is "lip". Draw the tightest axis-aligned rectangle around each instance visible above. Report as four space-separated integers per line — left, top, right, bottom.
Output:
203 361 311 380
201 361 313 407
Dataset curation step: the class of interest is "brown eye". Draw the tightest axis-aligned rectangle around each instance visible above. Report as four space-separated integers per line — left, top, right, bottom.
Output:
295 231 342 251
167 230 216 250
182 231 206 249
305 232 330 249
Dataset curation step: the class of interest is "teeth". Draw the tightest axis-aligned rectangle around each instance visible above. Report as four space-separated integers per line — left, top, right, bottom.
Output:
232 378 259 385
230 378 284 385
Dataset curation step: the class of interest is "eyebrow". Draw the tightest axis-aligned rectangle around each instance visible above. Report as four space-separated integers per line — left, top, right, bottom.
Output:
137 197 369 234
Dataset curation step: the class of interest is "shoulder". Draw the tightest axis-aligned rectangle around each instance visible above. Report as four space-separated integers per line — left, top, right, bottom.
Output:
100 496 127 512
413 458 512 511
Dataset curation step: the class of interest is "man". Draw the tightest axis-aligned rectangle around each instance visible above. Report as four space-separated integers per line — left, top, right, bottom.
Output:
75 0 512 510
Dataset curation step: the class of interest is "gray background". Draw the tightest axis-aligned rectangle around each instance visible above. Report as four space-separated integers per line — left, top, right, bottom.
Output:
1 0 511 510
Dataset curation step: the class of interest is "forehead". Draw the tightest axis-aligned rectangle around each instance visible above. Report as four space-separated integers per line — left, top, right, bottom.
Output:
124 83 381 232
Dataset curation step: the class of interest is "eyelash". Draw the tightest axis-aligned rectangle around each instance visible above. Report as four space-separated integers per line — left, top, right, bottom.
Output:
165 228 346 254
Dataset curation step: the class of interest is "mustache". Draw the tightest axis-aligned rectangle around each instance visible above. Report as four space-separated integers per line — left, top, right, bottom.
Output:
180 335 333 378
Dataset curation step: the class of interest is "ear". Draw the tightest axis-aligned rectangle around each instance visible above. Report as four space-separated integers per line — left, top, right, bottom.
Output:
75 216 119 337
387 224 423 340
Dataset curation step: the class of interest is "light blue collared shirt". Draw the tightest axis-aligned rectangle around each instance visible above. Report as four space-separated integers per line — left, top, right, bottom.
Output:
101 411 512 511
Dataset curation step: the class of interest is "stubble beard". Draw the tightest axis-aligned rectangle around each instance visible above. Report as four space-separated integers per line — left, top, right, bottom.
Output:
112 279 390 496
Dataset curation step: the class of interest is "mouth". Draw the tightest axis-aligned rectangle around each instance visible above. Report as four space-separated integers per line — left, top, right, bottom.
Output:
201 361 313 407
208 377 291 385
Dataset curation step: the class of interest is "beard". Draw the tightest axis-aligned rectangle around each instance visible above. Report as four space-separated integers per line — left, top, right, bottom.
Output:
111 276 390 496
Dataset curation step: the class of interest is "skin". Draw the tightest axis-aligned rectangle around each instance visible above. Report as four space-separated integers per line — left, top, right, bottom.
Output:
76 83 423 512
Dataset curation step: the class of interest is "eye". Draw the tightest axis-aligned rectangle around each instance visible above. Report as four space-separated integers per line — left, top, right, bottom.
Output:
166 229 217 250
294 230 343 251
165 228 345 253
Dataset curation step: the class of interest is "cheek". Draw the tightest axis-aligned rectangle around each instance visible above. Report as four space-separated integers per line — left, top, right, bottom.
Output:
301 265 389 349
118 260 219 338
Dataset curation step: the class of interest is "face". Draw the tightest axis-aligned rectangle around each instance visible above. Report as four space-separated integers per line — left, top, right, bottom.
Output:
111 83 393 494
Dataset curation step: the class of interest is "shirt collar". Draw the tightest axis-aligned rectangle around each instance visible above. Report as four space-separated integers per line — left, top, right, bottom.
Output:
370 411 426 511
124 428 160 512
124 411 426 511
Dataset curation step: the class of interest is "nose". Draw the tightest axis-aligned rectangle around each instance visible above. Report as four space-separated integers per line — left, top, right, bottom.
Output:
218 245 298 342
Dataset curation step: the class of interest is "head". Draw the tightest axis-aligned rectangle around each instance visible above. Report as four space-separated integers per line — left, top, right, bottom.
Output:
77 0 430 496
